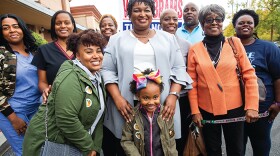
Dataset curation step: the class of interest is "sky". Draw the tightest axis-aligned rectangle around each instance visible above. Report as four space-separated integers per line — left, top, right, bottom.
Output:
70 0 249 30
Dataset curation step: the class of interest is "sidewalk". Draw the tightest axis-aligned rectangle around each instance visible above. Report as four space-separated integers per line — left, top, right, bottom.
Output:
0 132 14 156
0 131 5 146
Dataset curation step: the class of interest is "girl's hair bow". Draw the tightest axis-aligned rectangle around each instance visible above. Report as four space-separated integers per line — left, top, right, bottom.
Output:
132 69 162 90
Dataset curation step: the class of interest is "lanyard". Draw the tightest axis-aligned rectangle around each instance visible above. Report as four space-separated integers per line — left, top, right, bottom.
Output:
201 111 269 124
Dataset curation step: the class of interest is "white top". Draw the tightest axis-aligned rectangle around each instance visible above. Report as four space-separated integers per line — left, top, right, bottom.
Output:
131 32 156 73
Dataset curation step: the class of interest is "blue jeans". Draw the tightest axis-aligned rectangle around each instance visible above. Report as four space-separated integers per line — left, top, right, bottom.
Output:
244 115 273 156
0 110 37 156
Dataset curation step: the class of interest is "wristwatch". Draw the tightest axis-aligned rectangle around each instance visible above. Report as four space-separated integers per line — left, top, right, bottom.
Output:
169 92 180 99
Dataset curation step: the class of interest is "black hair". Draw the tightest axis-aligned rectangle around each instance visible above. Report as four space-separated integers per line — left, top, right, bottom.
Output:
66 29 107 57
127 0 155 18
50 10 77 40
232 9 259 28
129 68 164 94
0 14 37 53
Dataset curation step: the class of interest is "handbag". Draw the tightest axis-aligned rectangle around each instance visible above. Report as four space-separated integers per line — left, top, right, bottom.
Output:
183 122 207 156
228 37 266 103
40 104 83 156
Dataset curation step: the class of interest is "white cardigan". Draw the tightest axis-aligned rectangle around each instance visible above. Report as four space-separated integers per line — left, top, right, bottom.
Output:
101 29 193 139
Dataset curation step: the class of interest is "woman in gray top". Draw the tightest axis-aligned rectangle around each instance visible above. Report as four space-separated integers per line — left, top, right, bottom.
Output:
101 0 192 155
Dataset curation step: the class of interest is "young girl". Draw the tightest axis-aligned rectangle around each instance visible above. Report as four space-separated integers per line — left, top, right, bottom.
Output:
121 69 178 156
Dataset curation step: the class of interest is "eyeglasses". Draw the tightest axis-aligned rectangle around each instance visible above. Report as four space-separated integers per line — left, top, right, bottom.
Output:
204 17 223 24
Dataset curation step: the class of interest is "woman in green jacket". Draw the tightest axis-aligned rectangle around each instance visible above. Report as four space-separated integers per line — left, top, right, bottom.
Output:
23 29 107 156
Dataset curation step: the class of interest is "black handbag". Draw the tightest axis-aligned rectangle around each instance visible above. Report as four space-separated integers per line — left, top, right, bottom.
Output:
228 37 266 103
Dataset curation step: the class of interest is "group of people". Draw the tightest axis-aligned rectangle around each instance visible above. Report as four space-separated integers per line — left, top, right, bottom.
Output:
0 0 280 156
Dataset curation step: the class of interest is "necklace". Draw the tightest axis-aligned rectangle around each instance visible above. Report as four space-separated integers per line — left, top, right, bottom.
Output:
131 29 150 38
204 41 222 65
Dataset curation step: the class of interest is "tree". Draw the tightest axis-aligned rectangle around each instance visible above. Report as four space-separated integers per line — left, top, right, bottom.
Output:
256 0 280 41
32 32 48 46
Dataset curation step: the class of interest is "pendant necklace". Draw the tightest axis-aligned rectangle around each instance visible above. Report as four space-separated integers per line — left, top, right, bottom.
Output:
204 41 222 65
131 29 150 38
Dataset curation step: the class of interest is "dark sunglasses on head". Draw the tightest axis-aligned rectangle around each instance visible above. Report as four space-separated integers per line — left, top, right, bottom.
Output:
204 17 223 24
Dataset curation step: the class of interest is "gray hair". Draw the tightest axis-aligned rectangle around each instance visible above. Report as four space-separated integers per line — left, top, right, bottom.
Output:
198 4 225 27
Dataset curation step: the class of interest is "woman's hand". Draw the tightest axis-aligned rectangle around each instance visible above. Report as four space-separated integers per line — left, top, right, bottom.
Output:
268 103 280 122
245 109 259 123
162 95 177 121
87 150 96 156
42 85 51 103
114 96 133 122
7 113 27 135
192 113 203 128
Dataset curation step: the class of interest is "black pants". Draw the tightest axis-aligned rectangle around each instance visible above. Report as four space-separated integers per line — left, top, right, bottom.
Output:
244 114 272 156
102 126 125 156
176 95 192 156
200 107 245 156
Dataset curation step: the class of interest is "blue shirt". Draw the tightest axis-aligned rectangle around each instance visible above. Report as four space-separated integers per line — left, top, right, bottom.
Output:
244 39 280 112
176 23 204 44
8 52 41 113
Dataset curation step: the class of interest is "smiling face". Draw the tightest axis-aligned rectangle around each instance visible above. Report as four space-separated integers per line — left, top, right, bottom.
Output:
183 3 199 27
100 17 117 40
137 82 161 117
130 2 153 31
76 45 103 74
55 13 74 40
235 15 255 39
1 17 23 45
160 9 178 34
203 13 223 36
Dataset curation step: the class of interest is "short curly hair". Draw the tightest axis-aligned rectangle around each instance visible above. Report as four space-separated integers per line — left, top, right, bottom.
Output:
129 68 164 95
232 9 259 28
66 29 107 57
127 0 155 18
99 14 118 30
198 4 225 28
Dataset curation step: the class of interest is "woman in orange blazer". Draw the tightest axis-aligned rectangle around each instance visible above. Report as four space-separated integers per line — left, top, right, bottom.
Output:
187 4 259 156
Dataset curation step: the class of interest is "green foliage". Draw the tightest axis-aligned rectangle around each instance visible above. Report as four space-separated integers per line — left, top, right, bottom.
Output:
223 23 235 37
32 31 48 46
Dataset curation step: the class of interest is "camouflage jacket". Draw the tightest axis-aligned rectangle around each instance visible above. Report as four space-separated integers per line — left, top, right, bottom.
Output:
0 47 16 116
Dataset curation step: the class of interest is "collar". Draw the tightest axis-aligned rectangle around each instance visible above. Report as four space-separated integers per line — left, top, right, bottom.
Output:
182 23 201 32
73 59 101 87
203 33 225 45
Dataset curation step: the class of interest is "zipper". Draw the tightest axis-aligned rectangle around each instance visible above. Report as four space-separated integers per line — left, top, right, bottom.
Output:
146 110 154 156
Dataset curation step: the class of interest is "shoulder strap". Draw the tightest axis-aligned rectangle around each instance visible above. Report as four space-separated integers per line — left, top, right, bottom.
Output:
228 37 243 78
